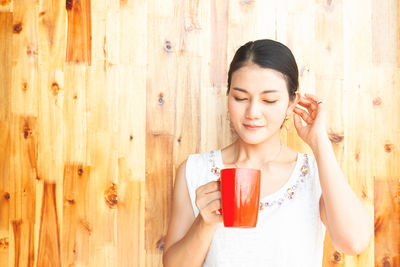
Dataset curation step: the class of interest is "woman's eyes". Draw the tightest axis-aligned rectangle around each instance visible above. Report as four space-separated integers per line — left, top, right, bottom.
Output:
233 97 277 104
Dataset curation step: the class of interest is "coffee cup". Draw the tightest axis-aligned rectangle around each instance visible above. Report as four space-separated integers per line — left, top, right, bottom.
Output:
218 168 261 227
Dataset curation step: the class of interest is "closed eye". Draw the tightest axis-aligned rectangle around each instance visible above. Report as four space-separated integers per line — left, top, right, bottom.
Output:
234 97 277 104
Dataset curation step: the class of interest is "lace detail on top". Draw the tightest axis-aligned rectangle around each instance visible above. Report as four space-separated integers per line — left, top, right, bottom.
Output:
208 150 310 211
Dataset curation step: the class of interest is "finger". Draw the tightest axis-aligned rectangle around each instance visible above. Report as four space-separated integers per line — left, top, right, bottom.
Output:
196 181 219 196
206 191 221 201
293 106 313 124
206 199 221 213
196 191 221 209
304 93 322 108
297 97 317 119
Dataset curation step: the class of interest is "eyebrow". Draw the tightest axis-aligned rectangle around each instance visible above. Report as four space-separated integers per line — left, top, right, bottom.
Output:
232 87 279 94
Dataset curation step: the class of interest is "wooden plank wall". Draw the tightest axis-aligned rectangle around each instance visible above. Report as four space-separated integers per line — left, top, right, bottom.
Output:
0 0 399 266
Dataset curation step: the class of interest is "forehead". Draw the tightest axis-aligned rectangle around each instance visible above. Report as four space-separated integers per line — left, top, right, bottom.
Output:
230 64 287 94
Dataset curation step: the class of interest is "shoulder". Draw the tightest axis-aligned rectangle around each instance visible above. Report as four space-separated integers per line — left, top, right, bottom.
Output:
184 149 220 184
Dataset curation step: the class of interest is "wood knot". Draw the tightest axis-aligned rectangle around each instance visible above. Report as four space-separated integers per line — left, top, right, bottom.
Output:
331 251 344 263
164 41 173 53
156 236 165 252
4 192 10 200
177 137 182 143
66 0 73 10
158 93 164 105
129 135 134 141
26 46 38 58
384 144 394 153
39 11 46 17
23 125 32 139
78 168 84 176
104 183 118 208
66 199 75 205
328 132 343 143
13 23 22 34
22 82 28 92
374 215 383 233
0 237 9 249
373 97 382 106
51 82 60 96
382 256 392 267
361 189 367 199
73 94 78 100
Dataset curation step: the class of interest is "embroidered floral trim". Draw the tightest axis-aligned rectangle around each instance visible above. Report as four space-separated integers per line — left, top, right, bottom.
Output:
209 150 220 177
209 150 310 211
259 154 309 210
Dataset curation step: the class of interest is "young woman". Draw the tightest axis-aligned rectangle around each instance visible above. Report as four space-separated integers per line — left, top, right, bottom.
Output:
163 39 373 267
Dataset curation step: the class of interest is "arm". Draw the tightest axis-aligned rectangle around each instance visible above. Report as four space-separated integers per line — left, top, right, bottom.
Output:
313 135 373 255
163 160 220 267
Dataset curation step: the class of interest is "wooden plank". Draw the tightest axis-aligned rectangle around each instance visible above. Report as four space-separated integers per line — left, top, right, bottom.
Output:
85 131 117 267
145 0 179 266
374 178 400 266
8 115 37 267
199 0 231 152
36 182 61 267
66 0 92 65
145 134 173 267
63 64 88 164
371 0 399 66
0 12 12 267
62 164 91 266
117 157 145 267
0 120 10 266
0 12 12 121
11 0 38 116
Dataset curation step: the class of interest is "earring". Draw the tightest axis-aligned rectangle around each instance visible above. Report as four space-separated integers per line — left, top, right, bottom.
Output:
284 114 293 131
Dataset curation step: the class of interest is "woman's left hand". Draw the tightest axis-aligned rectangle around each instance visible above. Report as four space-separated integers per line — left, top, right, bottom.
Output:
293 93 328 148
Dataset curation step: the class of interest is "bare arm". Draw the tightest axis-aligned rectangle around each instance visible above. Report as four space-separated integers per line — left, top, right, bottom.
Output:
314 135 373 255
163 159 223 267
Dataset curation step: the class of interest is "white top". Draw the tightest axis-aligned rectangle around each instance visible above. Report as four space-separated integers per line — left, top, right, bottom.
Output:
185 149 326 267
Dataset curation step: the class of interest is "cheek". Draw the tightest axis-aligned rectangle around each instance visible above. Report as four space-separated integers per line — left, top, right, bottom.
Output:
227 99 241 118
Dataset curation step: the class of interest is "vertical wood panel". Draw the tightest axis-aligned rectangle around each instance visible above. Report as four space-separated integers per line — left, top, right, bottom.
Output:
0 1 399 266
66 0 92 65
374 179 400 266
9 116 37 267
145 0 179 266
37 183 61 267
0 11 12 267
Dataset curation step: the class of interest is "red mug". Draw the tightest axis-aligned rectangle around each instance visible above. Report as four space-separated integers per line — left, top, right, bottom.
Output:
218 168 261 228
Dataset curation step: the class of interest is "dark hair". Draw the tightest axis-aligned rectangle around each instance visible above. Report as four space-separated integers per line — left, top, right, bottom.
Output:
227 39 299 101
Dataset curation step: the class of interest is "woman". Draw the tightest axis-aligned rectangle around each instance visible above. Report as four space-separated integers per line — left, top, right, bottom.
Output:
163 39 373 267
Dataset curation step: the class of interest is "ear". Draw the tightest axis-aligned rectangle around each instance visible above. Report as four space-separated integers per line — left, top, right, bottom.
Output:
287 92 301 115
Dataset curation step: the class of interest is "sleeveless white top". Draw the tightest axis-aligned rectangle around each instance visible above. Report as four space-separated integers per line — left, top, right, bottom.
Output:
185 149 326 267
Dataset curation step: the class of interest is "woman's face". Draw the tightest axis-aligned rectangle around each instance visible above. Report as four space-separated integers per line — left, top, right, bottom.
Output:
228 63 298 144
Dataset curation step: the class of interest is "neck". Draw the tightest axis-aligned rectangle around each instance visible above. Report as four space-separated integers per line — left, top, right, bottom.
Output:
234 132 283 168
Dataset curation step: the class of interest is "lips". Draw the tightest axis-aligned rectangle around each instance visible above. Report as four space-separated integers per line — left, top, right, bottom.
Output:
243 123 264 130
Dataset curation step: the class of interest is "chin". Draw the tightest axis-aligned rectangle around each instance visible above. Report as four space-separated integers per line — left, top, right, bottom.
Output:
237 132 268 145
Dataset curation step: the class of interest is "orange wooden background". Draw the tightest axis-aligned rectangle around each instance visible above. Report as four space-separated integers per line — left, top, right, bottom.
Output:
0 0 399 266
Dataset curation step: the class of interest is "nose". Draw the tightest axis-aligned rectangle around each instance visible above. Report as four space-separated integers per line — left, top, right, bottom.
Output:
245 98 262 119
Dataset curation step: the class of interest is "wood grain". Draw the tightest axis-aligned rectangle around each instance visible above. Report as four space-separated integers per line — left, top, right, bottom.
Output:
0 0 399 266
374 179 400 267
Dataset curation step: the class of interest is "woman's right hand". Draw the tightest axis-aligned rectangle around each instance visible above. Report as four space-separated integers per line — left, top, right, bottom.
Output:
195 180 223 226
